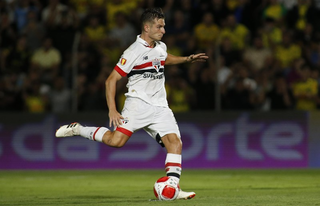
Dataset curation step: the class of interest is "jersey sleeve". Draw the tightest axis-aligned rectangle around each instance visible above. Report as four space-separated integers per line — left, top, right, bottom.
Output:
114 49 137 77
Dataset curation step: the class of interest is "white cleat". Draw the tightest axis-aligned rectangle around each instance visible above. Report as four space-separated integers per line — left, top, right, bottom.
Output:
176 190 196 200
55 122 81 137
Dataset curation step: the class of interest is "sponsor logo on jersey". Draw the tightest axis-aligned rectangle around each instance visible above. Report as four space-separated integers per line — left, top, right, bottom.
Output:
152 58 161 71
143 73 164 79
120 58 127 65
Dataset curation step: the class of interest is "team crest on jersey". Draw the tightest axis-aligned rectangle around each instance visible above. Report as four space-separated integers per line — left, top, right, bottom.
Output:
121 118 129 125
152 58 161 72
120 58 127 65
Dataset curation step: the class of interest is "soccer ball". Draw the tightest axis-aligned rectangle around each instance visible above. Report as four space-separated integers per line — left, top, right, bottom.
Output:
153 176 180 201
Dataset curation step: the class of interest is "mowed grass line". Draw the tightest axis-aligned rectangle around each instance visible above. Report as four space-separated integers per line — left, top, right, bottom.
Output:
0 169 319 206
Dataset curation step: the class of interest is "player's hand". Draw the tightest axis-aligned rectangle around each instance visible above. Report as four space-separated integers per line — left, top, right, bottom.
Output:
108 109 124 128
187 53 209 63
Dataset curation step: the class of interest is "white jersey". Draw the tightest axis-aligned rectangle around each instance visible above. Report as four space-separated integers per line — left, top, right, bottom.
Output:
114 35 168 107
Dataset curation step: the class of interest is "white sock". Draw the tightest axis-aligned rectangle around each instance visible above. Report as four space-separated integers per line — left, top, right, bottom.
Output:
79 126 109 142
165 153 182 183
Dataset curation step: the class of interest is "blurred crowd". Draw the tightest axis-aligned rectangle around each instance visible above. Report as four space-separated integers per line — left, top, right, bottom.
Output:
1 0 320 113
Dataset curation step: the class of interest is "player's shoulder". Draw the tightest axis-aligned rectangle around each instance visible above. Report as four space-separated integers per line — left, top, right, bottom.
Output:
122 42 141 58
157 41 167 51
125 40 146 54
157 41 166 47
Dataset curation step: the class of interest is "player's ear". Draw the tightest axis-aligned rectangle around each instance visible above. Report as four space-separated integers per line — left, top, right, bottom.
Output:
143 23 150 33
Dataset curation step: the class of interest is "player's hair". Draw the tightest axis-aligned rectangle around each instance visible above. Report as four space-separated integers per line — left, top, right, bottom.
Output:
140 8 164 29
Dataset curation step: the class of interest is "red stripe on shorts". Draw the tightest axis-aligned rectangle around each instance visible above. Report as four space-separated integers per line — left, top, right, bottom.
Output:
116 127 133 137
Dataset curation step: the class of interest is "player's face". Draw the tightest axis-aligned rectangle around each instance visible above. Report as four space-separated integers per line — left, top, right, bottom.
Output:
149 18 165 41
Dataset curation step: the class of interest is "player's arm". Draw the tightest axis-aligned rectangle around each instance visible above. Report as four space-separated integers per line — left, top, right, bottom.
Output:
105 70 124 128
165 53 208 65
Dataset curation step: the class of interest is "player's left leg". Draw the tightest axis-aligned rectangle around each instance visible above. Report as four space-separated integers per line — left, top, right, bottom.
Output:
55 122 131 147
56 97 142 147
161 133 196 200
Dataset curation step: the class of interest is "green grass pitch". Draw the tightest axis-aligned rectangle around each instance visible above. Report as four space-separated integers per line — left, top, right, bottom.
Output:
0 169 319 206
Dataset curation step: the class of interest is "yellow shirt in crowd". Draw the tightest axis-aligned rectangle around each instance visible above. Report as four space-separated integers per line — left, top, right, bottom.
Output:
275 44 301 68
296 5 308 30
84 25 107 43
261 27 282 48
264 3 286 20
293 78 318 110
31 48 61 69
219 24 249 49
106 0 140 30
194 23 220 49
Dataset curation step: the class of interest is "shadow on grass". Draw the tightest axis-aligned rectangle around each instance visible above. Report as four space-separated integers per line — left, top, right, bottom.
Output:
67 195 150 203
31 195 151 206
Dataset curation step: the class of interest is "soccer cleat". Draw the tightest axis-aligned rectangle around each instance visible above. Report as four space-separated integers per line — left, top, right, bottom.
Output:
176 190 196 200
55 122 81 137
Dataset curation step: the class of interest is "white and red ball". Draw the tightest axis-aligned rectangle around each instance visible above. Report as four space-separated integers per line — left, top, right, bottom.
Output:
153 176 180 201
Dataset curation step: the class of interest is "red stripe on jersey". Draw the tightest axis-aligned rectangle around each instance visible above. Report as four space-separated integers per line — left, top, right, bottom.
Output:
165 163 181 168
116 127 133 137
93 127 101 141
114 65 127 77
133 61 165 70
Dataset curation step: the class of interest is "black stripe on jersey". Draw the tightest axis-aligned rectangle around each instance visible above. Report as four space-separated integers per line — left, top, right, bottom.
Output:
127 68 164 77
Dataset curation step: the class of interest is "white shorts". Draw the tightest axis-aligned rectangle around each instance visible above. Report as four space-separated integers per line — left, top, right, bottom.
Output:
116 97 181 145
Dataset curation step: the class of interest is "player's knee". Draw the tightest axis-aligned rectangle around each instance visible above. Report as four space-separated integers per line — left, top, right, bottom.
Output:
102 131 129 148
174 138 182 149
162 134 182 153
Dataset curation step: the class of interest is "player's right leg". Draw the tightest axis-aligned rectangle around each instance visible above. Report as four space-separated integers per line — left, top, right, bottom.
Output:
161 134 196 200
55 122 130 148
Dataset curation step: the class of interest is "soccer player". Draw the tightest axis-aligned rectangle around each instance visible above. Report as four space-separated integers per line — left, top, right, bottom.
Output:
56 8 208 200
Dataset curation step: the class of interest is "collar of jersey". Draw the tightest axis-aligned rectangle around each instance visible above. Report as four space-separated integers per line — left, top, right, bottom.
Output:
137 35 158 48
